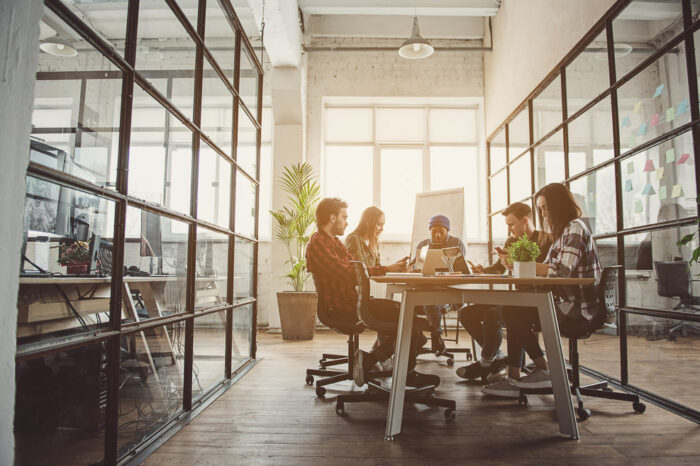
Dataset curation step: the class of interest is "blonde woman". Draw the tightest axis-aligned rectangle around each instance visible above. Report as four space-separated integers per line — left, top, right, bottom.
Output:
345 206 385 267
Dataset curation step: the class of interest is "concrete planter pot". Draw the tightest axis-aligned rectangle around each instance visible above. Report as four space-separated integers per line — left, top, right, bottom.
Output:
276 292 318 340
513 261 536 278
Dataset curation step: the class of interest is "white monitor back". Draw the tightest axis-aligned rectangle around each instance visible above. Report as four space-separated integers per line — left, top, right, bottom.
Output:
410 188 465 260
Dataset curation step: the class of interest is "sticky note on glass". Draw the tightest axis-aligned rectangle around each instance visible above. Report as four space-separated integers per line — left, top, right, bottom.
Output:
653 84 664 98
621 115 631 128
656 166 664 180
659 185 667 200
637 123 647 136
642 183 656 195
625 179 633 192
650 113 660 127
634 101 642 113
634 199 643 213
672 184 683 198
677 153 690 164
677 99 689 115
665 148 675 163
643 159 655 172
666 107 675 122
629 135 637 148
627 161 635 174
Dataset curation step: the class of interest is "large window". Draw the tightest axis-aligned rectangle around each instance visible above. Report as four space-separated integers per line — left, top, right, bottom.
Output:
323 102 485 240
486 0 699 423
19 0 262 463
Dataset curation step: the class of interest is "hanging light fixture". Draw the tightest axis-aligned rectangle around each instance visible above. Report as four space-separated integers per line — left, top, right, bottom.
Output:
40 36 78 57
398 16 434 59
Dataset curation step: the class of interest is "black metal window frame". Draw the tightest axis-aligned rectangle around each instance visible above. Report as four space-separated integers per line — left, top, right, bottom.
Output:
486 0 700 423
19 0 264 463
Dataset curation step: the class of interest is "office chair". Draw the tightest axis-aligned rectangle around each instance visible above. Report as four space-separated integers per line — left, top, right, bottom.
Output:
518 266 646 420
305 275 391 398
334 262 456 419
653 261 700 339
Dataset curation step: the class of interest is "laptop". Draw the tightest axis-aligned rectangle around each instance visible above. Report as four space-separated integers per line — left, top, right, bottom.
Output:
412 245 471 276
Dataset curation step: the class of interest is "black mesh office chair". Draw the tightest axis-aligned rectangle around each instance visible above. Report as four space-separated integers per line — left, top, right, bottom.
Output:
305 275 391 397
334 262 456 419
519 266 646 420
653 261 700 339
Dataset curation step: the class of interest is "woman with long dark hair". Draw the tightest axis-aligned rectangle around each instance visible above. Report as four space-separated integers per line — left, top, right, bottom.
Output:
482 183 602 397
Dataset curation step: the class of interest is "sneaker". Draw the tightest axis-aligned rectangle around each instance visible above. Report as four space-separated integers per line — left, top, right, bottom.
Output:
374 355 394 372
479 349 507 368
511 369 552 389
456 362 488 380
481 377 520 398
485 366 507 383
406 371 441 388
431 333 447 355
353 350 373 387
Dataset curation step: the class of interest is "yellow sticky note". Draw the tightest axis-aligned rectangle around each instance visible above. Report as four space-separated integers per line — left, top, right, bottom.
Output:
634 101 642 113
672 184 683 198
656 166 664 180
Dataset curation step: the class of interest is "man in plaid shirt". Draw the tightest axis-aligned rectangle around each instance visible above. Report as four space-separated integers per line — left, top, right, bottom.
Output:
306 197 438 388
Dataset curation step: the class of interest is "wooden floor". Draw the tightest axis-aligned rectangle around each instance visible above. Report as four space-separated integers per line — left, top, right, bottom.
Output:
144 330 700 465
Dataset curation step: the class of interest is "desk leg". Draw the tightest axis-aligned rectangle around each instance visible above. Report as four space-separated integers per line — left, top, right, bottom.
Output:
385 290 415 440
536 292 579 440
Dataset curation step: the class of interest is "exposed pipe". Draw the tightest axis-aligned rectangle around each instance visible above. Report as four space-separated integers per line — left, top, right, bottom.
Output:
303 45 491 52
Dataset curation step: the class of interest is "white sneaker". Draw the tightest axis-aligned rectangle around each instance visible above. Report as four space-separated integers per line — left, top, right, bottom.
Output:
479 349 507 368
511 369 552 389
485 366 507 383
481 377 520 398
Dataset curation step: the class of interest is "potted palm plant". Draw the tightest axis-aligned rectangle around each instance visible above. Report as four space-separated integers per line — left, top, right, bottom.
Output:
271 163 321 340
506 234 541 278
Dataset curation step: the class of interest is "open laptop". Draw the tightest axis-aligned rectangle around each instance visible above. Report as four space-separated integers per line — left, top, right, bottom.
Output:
413 245 471 276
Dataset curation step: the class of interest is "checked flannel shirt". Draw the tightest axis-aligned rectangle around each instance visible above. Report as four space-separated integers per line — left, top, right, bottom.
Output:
306 231 387 319
545 218 602 321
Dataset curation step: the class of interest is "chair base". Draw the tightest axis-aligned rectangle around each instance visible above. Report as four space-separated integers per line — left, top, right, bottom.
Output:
335 381 456 422
518 380 646 420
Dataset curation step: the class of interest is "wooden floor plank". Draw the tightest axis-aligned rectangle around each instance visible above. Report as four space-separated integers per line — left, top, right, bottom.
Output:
143 330 700 464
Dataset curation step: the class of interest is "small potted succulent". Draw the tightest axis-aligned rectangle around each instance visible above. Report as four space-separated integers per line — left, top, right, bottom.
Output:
505 234 541 278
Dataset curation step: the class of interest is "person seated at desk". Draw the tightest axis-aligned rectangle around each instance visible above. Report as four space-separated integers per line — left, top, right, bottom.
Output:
456 202 552 381
346 206 412 371
482 183 602 398
306 197 439 388
413 214 466 354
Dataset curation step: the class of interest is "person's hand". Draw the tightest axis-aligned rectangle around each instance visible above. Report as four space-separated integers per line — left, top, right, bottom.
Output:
386 261 408 273
498 251 513 272
473 264 485 273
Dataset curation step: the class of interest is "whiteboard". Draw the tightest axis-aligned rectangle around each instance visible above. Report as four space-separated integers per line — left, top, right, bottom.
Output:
409 187 465 260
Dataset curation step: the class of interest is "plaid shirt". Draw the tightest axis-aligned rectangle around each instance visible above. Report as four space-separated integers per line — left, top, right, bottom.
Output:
545 219 602 320
306 231 387 318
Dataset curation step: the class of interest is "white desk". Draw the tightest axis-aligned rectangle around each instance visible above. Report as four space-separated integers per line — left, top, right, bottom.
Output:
372 275 595 441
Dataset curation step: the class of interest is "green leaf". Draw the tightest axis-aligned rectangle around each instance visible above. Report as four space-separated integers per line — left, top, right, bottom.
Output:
505 234 541 263
677 233 696 247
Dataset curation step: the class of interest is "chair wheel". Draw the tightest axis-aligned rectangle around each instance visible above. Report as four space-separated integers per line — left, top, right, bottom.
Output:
518 393 528 406
577 407 591 421
336 403 345 415
466 350 473 362
306 375 314 385
447 358 454 367
633 402 646 414
444 409 456 420
316 386 326 397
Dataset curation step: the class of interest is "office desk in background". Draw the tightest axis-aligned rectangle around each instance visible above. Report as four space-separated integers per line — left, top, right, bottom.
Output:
372 274 595 441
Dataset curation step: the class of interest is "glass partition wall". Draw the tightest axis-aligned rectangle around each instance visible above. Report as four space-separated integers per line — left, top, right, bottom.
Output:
487 0 700 423
18 0 262 463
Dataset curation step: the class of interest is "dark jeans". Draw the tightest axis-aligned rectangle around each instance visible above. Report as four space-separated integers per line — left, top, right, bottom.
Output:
458 304 503 360
368 298 431 370
421 305 445 333
502 306 581 368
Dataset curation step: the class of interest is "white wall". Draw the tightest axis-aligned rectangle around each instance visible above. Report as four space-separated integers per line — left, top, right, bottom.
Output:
256 43 485 328
483 0 616 136
0 0 43 463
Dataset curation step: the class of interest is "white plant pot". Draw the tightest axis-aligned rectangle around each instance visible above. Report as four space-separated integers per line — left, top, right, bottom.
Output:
514 261 536 278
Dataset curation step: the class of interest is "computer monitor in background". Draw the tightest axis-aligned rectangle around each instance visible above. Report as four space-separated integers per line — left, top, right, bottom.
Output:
140 210 163 274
